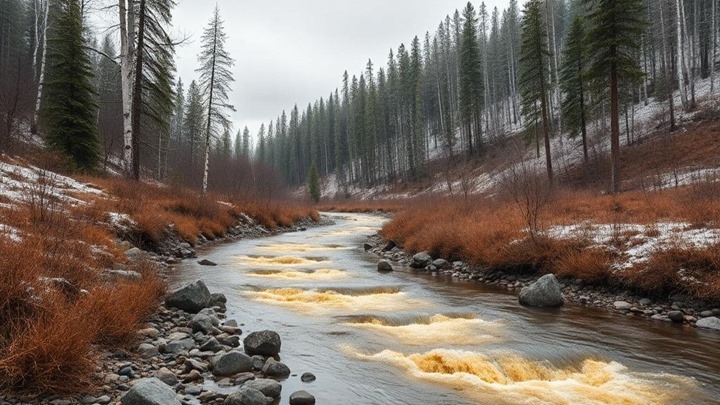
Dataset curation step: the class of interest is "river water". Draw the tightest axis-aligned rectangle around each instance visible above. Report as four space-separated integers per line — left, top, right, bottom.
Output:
172 213 720 404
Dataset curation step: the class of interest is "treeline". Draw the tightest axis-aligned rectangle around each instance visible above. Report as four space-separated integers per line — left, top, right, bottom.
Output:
0 1 283 198
258 0 718 193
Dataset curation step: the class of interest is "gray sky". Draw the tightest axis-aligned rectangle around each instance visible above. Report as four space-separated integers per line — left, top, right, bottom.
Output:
169 0 515 140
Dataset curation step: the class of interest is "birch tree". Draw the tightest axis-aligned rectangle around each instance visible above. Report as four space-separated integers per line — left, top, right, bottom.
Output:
197 5 235 194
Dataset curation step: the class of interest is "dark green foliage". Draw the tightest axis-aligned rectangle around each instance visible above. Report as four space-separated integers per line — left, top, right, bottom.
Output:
560 15 589 161
459 2 484 154
307 161 321 203
40 0 100 172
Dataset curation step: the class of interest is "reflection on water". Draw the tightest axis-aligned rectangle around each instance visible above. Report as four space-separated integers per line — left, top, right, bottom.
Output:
236 255 329 266
247 268 348 281
247 287 427 313
256 243 352 253
342 314 497 345
349 347 693 405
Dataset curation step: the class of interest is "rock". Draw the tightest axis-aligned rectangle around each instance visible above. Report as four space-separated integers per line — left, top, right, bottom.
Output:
165 280 212 313
125 248 147 261
138 343 159 357
289 390 316 405
262 358 290 378
382 241 396 251
217 333 241 347
155 368 178 386
696 317 720 330
212 351 254 377
163 338 195 354
377 260 394 272
185 386 203 396
223 387 268 405
613 301 633 311
81 395 97 404
137 327 160 339
96 395 111 404
210 293 228 306
410 252 433 268
234 372 256 385
120 378 181 405
699 310 714 318
668 311 685 323
651 314 670 322
363 243 373 251
432 259 449 269
244 379 282 399
119 365 134 377
243 330 281 356
638 298 652 306
300 372 316 383
518 274 564 307
190 314 214 334
225 319 238 328
184 358 209 373
182 370 202 383
199 337 223 353
198 259 217 266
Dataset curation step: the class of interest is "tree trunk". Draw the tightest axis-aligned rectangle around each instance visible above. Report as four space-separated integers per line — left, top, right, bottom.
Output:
661 1 677 131
202 16 218 195
712 0 717 92
131 0 146 181
32 0 49 134
610 54 621 195
119 0 135 177
676 0 688 108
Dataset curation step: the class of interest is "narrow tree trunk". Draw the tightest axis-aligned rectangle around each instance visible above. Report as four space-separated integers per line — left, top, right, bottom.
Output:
681 0 695 107
119 0 135 176
676 0 688 108
32 0 49 134
202 17 218 195
661 1 677 131
579 60 588 165
610 56 621 194
131 0 146 181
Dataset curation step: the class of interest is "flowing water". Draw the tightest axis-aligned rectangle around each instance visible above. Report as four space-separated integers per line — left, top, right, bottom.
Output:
172 213 720 404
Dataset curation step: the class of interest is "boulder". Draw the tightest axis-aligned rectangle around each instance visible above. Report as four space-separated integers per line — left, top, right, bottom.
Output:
377 260 394 272
289 391 316 405
382 241 396 252
137 343 159 357
243 379 282 399
613 301 633 311
432 259 450 270
199 337 223 353
212 351 254 377
300 372 316 383
223 387 268 405
262 358 290 378
210 293 228 306
155 368 178 386
243 330 281 356
410 252 432 268
696 317 720 331
163 338 195 355
165 280 212 313
518 274 564 307
363 243 373 251
668 311 685 323
190 314 215 334
198 259 217 266
120 378 181 405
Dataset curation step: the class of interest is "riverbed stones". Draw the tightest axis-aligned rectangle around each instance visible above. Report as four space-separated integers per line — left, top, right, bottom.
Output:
198 259 217 266
518 274 564 307
212 351 254 376
243 330 281 356
120 378 181 405
190 313 215 334
155 368 177 386
210 293 228 307
696 317 720 330
243 379 282 399
165 280 212 313
301 372 316 382
199 337 223 353
382 241 396 251
223 387 268 405
613 301 633 311
262 358 291 378
668 311 685 323
410 252 433 268
377 260 394 272
289 390 316 405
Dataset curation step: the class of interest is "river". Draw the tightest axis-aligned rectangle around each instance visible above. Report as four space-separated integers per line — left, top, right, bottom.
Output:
172 213 720 404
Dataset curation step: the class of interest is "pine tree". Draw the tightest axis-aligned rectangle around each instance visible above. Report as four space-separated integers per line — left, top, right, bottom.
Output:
583 0 645 194
307 161 321 203
241 125 250 157
459 2 484 155
519 0 553 183
95 34 123 167
197 5 235 194
560 15 589 164
256 123 266 162
40 0 101 172
182 80 205 168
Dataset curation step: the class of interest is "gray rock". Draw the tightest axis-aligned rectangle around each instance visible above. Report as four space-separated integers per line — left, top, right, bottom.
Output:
212 351 254 377
210 293 228 306
225 319 238 328
696 317 720 330
165 280 212 313
699 310 714 318
120 378 181 405
164 338 195 354
518 274 564 307
217 333 241 347
382 241 396 251
363 243 373 251
638 298 652 306
182 370 202 383
432 259 450 269
243 330 281 356
300 372 316 383
190 314 214 334
96 395 111 405
262 358 290 378
377 260 394 272
668 311 685 323
613 301 633 311
155 368 178 386
410 252 433 268
244 379 282 399
234 372 256 385
184 358 209 373
125 248 147 261
184 386 203 396
198 259 217 266
223 387 268 405
138 343 159 357
199 337 223 353
289 391 316 405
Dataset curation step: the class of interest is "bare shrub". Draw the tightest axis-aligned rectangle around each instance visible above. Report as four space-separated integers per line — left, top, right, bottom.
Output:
500 159 553 240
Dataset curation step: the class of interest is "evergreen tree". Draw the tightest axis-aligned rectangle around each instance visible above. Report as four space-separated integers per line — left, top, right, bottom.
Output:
95 34 123 166
256 123 266 162
459 2 484 155
197 5 235 194
241 125 250 157
40 0 100 172
560 15 590 164
583 0 644 193
182 80 205 168
519 0 554 183
307 161 321 203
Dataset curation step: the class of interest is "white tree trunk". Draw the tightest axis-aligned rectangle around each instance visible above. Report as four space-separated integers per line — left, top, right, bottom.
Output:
676 0 688 108
681 0 694 106
119 0 135 176
33 0 49 128
712 0 717 93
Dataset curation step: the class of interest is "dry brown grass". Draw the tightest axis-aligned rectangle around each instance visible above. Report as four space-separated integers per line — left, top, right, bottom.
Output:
317 199 407 213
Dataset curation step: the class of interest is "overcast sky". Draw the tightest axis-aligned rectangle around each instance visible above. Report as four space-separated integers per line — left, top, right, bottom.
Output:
165 0 517 141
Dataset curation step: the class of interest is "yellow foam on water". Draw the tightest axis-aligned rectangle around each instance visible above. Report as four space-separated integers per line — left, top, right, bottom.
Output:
248 288 426 313
247 268 347 281
344 314 497 345
256 243 351 253
238 255 326 266
347 348 694 405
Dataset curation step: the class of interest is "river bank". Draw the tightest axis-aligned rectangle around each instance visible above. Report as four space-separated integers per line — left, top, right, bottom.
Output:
365 234 720 331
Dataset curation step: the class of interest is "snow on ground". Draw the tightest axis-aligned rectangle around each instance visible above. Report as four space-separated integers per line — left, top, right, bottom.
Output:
0 158 103 206
547 222 720 270
0 224 22 242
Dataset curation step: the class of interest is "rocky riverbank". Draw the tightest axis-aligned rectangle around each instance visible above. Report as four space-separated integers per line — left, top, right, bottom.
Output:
366 234 720 332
